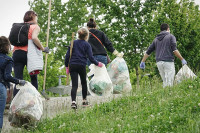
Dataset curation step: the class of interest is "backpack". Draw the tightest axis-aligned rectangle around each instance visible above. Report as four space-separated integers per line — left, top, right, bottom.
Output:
9 23 32 46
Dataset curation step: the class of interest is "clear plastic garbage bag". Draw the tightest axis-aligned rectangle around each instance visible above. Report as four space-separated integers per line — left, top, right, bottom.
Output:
107 57 132 94
175 65 197 83
87 64 113 96
8 82 43 127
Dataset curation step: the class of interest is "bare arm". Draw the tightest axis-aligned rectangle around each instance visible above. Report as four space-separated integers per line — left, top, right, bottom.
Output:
173 50 184 60
32 25 44 51
141 53 150 62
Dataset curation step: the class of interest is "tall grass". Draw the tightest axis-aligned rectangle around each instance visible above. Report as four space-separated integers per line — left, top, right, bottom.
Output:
19 75 200 133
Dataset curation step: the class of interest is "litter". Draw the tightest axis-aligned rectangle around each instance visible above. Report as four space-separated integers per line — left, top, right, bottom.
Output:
87 64 113 96
107 57 132 94
175 65 196 83
8 82 43 128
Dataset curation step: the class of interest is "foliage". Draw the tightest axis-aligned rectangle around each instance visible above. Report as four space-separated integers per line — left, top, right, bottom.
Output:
28 0 200 90
151 0 200 71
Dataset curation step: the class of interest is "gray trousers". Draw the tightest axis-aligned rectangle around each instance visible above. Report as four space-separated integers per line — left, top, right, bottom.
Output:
156 61 175 87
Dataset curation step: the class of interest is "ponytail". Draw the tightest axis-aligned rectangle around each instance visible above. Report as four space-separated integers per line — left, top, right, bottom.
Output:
87 18 96 28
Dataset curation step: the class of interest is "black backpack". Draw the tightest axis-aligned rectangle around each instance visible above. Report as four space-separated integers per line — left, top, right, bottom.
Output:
9 23 32 46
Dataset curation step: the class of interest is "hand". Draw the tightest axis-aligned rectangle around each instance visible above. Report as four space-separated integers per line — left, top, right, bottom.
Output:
140 62 145 69
19 80 26 86
113 49 119 56
117 52 124 58
181 59 187 65
43 47 49 53
66 67 70 75
98 62 103 67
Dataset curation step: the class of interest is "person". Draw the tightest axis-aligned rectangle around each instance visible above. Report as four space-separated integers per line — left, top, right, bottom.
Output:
87 18 123 66
65 27 103 109
140 23 187 87
12 11 49 97
0 36 26 132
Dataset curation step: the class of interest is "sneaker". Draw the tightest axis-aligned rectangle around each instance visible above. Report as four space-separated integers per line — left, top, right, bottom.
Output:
82 100 89 107
71 101 77 109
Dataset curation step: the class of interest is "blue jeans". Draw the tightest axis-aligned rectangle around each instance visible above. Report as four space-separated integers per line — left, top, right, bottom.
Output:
87 55 107 67
0 83 7 129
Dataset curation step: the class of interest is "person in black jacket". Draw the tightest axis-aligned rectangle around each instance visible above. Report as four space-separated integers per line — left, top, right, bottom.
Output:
0 36 25 131
87 18 123 66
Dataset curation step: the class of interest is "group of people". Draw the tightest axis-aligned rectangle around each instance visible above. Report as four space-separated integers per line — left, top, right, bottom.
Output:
0 10 187 131
0 11 49 131
0 11 120 130
64 18 122 109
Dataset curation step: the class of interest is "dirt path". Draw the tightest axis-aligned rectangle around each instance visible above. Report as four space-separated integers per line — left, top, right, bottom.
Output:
2 94 122 133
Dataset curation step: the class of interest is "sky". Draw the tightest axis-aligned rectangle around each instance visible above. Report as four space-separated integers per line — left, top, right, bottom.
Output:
1 0 200 37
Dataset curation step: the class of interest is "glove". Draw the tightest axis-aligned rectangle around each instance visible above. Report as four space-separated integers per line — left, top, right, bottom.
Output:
98 62 103 67
117 52 124 58
181 59 187 65
66 67 70 75
113 50 124 58
140 62 145 69
113 50 119 56
43 47 49 53
19 80 26 86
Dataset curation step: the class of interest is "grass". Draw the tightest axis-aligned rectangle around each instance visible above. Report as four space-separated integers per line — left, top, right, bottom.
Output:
18 75 200 133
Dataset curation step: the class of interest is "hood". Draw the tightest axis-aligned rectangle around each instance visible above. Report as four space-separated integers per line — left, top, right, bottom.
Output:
156 31 170 41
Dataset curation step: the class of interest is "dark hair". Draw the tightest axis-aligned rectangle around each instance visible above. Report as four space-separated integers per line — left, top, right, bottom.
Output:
160 23 169 31
78 27 89 41
23 11 37 22
87 18 96 28
0 36 10 54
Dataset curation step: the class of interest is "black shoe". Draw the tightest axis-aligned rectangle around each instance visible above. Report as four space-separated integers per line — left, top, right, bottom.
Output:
82 101 89 107
71 102 77 109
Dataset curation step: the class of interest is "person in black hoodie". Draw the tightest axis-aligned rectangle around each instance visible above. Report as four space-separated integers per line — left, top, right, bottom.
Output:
87 18 123 66
65 27 103 109
139 23 187 87
0 36 25 132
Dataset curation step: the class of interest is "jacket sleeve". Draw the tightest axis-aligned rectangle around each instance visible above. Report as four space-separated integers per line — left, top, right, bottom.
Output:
170 35 177 51
86 43 98 66
4 59 19 84
65 48 70 67
146 40 156 55
101 32 115 53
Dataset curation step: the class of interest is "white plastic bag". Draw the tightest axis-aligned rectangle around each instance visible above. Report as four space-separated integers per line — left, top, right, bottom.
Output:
175 65 196 83
107 57 132 94
8 82 43 127
87 64 113 96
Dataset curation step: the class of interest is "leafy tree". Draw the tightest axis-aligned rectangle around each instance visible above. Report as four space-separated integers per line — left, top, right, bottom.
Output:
151 0 200 71
28 0 200 90
87 0 162 86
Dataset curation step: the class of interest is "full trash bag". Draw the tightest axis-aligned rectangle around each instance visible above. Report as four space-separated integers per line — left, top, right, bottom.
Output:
175 65 197 83
8 82 43 128
88 64 113 96
107 57 132 94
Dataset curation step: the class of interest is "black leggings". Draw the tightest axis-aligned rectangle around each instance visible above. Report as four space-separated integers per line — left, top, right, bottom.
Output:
70 64 87 101
12 50 38 97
